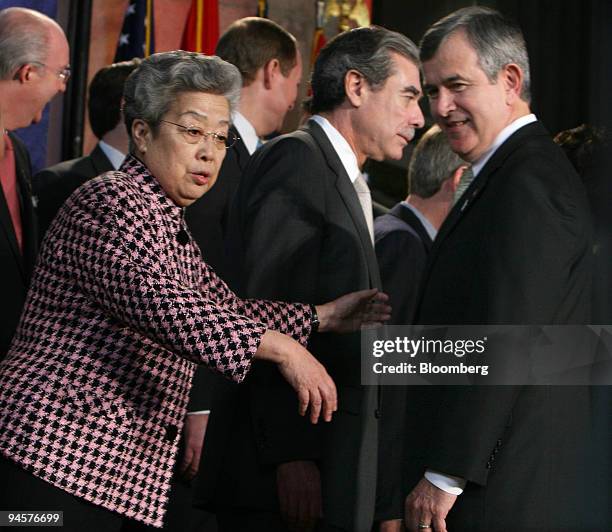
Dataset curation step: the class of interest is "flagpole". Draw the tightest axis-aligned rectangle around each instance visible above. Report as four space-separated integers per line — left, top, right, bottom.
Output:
62 0 92 160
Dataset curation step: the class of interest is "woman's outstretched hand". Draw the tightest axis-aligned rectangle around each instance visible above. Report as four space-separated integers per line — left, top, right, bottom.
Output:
316 288 392 333
255 331 337 423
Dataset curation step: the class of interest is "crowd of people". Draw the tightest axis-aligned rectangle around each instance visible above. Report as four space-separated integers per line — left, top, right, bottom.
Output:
0 5 609 532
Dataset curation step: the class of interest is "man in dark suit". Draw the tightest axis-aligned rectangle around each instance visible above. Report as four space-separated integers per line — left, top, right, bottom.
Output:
375 125 464 326
374 126 464 529
34 59 139 238
402 7 594 531
0 7 70 359
196 26 424 532
185 17 301 283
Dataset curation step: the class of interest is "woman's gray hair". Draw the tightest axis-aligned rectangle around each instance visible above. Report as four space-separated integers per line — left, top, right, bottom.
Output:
0 8 51 80
420 6 531 103
123 51 242 135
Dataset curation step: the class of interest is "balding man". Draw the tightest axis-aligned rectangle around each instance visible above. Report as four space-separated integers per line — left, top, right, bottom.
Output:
0 7 70 359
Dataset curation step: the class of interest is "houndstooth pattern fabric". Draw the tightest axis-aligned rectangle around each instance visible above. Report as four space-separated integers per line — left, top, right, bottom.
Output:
0 155 312 527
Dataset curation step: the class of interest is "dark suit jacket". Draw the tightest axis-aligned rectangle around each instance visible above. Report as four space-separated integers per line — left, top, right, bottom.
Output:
373 203 433 520
33 143 114 239
184 128 249 412
186 126 248 282
0 133 37 359
375 203 433 326
406 121 593 530
196 120 382 530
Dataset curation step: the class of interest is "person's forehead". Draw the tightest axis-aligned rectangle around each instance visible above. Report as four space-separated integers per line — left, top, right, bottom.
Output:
423 33 479 80
171 92 230 123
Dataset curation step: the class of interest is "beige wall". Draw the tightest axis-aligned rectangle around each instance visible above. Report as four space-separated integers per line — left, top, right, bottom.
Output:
84 0 316 152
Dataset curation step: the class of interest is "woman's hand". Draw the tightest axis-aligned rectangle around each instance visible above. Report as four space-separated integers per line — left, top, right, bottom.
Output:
255 331 337 423
316 288 392 333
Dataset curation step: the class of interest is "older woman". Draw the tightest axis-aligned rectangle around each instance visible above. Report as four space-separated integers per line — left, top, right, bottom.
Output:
0 52 389 530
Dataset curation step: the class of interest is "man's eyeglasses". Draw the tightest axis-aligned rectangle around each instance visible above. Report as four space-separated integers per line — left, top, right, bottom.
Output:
32 62 71 83
160 120 239 149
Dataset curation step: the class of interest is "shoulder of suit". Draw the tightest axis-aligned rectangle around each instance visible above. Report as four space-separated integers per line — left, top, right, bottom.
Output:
375 213 423 243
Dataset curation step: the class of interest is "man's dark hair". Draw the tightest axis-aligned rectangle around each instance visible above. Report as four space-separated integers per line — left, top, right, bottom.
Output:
420 6 531 102
215 17 297 86
310 26 419 115
89 58 140 139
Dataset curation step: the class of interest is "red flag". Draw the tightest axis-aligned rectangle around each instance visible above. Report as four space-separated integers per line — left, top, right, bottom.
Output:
181 0 219 55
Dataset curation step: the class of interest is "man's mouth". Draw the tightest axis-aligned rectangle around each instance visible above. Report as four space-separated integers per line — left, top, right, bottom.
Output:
446 119 469 129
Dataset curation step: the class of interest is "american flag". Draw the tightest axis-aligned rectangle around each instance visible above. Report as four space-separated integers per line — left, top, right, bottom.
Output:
114 0 155 62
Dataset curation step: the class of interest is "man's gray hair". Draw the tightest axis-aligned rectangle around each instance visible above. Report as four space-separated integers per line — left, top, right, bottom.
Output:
0 7 53 80
408 125 464 198
123 51 242 136
311 26 420 114
420 6 531 103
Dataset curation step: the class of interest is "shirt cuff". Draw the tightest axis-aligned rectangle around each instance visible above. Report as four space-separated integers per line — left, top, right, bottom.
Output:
424 469 466 495
187 410 210 416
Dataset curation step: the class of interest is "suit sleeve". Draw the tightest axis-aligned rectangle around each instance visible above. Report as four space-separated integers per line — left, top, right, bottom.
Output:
234 137 327 464
375 227 427 325
54 184 269 384
425 151 590 485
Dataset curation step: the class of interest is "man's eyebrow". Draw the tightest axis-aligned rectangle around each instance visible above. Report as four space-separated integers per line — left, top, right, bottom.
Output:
401 85 421 96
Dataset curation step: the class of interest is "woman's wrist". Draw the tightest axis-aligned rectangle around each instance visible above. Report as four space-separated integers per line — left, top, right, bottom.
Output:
314 303 333 333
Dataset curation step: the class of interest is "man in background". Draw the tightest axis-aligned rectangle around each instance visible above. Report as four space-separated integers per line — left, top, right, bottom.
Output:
0 6 70 359
34 59 139 237
375 124 465 326
186 16 301 283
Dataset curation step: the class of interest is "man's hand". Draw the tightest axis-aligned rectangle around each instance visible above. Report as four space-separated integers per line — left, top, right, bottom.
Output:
404 478 457 532
317 288 392 333
178 412 209 481
277 460 321 532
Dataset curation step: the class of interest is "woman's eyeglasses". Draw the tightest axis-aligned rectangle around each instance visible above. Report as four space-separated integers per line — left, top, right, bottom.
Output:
160 120 239 149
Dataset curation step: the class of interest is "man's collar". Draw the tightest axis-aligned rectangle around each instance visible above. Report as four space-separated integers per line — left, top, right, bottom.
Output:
471 114 537 177
309 115 361 183
98 140 126 170
232 111 258 155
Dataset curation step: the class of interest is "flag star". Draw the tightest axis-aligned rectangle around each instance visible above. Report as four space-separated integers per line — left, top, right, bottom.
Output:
119 33 129 46
127 3 136 15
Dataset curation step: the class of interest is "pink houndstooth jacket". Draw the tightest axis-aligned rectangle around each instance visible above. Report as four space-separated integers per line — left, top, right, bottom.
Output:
0 156 312 527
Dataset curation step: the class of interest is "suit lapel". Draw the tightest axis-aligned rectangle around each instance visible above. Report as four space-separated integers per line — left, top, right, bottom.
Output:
89 143 115 175
428 121 547 266
231 127 250 171
391 203 433 251
305 121 382 289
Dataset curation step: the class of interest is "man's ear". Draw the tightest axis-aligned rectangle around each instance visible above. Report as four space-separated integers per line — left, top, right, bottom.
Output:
14 64 35 83
447 164 469 193
131 119 151 154
501 63 524 104
263 58 281 90
344 69 366 107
